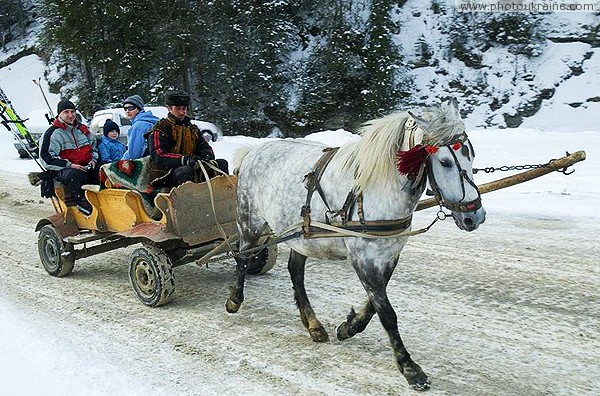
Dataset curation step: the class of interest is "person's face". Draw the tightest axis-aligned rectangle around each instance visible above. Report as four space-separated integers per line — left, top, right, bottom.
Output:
59 109 77 125
168 105 187 121
123 104 139 119
107 130 119 140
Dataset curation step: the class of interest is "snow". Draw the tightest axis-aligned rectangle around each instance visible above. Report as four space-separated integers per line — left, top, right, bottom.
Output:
1 53 599 394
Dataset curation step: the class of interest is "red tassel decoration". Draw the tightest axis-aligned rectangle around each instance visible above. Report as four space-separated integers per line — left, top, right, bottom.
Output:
397 144 429 179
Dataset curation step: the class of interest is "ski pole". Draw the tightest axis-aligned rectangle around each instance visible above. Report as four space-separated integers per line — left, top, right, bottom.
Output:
33 78 55 122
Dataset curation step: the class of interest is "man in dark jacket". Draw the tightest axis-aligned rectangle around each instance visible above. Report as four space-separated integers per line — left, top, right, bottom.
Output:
147 90 227 188
40 99 98 215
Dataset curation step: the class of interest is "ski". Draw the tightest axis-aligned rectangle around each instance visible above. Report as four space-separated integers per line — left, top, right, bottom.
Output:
0 84 40 158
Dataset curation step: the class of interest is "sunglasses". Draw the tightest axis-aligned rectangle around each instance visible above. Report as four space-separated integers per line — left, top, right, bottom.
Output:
123 105 137 111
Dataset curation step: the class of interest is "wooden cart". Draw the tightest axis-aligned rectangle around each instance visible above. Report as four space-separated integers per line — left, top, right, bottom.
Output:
35 175 276 307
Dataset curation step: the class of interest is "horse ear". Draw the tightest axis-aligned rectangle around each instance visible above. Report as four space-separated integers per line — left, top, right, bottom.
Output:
445 98 461 119
407 110 433 134
448 97 459 111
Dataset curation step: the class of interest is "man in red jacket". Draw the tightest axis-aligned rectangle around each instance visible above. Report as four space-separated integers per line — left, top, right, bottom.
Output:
40 99 98 216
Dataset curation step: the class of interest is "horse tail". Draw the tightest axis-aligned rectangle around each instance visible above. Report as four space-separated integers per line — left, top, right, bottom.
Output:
232 145 256 175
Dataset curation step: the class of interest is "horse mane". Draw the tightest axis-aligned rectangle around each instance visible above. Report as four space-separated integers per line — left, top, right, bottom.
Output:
334 103 465 192
232 145 255 175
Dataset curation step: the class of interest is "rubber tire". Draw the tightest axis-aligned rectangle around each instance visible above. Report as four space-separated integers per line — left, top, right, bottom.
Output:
128 246 175 307
38 224 75 277
246 241 278 275
18 148 30 159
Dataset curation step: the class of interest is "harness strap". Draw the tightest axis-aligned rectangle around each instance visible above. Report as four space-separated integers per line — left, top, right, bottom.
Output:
306 217 413 239
301 147 339 235
325 189 361 225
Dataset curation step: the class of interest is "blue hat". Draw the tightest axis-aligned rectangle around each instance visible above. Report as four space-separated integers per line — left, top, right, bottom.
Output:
103 119 120 136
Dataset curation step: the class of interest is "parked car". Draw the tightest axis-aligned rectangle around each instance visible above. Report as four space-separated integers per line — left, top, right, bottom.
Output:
89 106 222 147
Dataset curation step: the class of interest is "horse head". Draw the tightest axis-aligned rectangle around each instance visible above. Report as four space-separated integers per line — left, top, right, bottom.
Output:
402 100 486 231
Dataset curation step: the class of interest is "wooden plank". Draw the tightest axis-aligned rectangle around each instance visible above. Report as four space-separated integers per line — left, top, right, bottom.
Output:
162 176 238 246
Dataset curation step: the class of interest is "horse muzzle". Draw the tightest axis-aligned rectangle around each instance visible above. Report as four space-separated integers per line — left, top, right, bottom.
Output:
452 207 486 231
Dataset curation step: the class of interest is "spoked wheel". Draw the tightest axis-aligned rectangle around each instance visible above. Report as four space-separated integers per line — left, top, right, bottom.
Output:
38 224 75 277
246 238 278 275
128 246 175 307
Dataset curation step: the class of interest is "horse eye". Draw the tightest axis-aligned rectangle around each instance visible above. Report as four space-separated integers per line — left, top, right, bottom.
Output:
440 159 453 168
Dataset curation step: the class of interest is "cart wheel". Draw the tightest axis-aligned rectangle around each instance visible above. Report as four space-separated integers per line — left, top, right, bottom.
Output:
247 241 277 275
129 246 175 307
18 149 30 159
38 224 75 277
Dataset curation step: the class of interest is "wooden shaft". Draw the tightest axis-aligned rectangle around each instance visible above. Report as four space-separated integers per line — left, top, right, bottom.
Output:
416 150 587 211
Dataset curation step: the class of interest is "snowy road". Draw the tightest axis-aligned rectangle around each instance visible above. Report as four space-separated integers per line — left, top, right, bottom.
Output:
0 160 597 395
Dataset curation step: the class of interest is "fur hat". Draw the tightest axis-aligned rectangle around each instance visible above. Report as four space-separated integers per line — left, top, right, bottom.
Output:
57 99 76 114
103 119 120 136
123 94 144 111
165 90 190 106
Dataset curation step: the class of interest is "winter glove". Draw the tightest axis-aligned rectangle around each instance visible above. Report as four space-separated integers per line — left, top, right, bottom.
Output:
183 155 201 169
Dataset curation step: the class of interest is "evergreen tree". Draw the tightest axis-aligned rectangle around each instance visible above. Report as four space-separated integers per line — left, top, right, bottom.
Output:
195 0 297 136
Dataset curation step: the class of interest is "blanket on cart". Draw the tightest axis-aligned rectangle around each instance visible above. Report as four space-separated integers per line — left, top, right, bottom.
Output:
99 157 170 214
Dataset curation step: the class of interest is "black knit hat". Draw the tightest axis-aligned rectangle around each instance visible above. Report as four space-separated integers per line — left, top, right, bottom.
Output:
103 119 120 136
165 90 190 106
57 99 76 114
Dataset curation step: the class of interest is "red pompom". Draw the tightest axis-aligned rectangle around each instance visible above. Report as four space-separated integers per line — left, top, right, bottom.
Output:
397 144 428 178
425 145 438 154
452 142 461 150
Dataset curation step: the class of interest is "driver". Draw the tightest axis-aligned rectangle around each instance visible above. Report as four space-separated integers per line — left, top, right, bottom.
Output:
147 90 228 188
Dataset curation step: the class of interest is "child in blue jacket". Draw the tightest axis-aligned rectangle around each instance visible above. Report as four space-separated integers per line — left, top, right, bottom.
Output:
98 119 127 165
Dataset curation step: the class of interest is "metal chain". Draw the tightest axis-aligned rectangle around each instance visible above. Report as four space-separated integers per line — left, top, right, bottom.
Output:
473 161 550 174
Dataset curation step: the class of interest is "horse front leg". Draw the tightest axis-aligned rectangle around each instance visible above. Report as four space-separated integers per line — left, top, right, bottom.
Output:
336 299 375 340
287 249 329 342
353 259 430 391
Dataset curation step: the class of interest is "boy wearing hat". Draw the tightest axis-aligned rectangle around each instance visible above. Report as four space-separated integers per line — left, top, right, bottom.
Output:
121 94 159 160
147 90 227 188
39 99 98 216
98 119 126 165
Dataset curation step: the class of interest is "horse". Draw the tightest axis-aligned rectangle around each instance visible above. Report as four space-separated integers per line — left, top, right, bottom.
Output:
225 100 486 390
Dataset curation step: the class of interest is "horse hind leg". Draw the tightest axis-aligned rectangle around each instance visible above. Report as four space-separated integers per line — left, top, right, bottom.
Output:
336 300 375 341
225 251 252 313
288 249 329 342
225 207 265 314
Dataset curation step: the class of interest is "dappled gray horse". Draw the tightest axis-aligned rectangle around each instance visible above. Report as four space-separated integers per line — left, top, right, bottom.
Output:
226 101 486 390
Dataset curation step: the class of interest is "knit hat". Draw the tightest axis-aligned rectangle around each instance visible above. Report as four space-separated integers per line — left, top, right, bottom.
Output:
165 90 190 106
103 119 120 136
123 94 144 111
57 99 76 114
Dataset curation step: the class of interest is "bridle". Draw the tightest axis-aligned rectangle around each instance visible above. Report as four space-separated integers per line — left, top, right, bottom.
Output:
426 138 482 213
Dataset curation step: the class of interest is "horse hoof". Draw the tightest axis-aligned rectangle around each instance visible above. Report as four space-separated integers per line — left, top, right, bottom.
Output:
336 322 353 341
225 298 240 313
309 327 329 342
406 367 430 391
410 380 431 391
